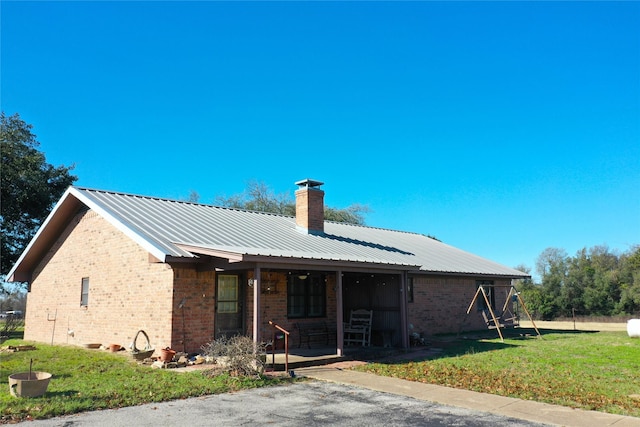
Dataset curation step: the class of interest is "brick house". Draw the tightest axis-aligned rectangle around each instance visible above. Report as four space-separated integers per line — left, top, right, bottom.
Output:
7 179 528 355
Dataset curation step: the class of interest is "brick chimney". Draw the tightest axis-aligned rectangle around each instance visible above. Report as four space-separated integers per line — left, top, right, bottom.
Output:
295 179 324 234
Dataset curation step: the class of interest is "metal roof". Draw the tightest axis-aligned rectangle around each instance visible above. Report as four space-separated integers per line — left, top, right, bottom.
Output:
7 186 528 281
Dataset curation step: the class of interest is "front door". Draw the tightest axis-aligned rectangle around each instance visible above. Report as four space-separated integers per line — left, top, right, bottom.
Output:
215 274 244 338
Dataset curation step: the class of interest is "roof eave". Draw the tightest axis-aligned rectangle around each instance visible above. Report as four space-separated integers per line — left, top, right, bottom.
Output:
414 270 530 279
174 243 423 271
6 187 180 283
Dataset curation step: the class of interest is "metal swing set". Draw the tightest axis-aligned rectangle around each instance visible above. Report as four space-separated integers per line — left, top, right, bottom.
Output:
466 284 541 342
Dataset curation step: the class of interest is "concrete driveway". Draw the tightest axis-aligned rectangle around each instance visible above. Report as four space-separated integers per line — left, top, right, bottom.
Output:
20 381 549 427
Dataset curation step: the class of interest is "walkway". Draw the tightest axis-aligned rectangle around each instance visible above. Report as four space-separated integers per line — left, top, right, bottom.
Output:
297 362 640 427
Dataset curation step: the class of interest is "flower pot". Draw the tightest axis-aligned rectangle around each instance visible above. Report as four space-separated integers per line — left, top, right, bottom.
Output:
159 347 176 362
9 372 52 398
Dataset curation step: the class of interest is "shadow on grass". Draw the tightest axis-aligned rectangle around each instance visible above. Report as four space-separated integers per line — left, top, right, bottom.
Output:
45 390 80 398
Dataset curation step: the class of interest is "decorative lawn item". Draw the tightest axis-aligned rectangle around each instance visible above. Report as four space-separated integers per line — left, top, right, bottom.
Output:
130 330 154 361
8 359 51 398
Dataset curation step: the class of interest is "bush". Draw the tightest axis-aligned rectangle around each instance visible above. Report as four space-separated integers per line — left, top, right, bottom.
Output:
0 314 24 341
201 335 266 377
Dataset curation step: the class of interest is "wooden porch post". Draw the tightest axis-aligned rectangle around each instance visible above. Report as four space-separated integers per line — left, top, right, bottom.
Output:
400 271 409 349
336 270 344 356
253 266 261 344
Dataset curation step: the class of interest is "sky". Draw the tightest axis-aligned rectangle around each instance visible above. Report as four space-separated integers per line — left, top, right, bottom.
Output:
2 1 639 279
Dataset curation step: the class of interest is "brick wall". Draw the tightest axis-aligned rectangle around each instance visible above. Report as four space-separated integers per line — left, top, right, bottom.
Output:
25 210 174 354
170 266 216 353
407 275 512 337
246 271 338 344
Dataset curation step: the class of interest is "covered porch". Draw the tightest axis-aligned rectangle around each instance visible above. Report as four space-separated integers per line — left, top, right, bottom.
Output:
247 266 416 356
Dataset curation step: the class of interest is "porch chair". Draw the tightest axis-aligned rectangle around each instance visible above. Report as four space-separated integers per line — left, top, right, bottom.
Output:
343 309 373 346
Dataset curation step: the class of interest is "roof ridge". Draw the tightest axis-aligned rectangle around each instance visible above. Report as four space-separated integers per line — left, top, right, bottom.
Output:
73 186 296 219
74 187 438 237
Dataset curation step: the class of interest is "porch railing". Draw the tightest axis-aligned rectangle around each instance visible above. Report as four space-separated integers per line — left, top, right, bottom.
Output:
268 320 290 373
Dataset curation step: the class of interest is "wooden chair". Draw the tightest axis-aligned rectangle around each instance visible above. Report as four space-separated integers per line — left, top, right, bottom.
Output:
344 309 373 346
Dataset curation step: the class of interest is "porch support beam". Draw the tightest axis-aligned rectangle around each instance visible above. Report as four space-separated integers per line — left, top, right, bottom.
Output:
253 266 261 344
336 270 344 356
400 271 409 349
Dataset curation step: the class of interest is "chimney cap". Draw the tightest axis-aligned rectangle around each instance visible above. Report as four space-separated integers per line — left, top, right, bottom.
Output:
295 179 324 189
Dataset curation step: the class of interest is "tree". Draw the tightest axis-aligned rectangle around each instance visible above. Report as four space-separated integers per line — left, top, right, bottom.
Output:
535 247 568 319
215 180 369 225
1 112 77 280
617 245 640 315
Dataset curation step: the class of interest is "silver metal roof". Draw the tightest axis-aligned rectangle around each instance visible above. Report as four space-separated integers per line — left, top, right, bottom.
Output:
8 186 528 281
77 187 526 277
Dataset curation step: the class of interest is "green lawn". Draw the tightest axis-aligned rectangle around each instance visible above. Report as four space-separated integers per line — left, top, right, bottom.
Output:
356 329 640 417
2 330 639 422
0 339 292 423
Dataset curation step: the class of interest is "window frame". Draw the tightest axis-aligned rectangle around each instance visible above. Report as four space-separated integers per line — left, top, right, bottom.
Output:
80 277 90 307
287 273 326 319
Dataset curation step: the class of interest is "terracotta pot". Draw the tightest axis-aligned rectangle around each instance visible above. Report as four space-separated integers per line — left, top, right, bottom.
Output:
159 347 176 362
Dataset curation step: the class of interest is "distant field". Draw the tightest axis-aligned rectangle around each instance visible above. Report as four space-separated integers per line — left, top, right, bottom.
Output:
520 320 629 332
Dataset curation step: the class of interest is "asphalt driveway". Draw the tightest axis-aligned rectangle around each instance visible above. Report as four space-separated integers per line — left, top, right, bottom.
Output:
21 380 550 426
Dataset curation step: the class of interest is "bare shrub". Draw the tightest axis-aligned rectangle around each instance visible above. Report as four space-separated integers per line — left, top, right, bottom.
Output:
201 335 266 378
1 314 23 339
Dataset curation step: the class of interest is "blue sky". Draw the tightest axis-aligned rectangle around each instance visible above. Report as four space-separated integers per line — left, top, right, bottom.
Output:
2 1 639 278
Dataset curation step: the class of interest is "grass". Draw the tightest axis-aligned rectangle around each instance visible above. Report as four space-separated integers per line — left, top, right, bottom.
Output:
355 329 640 417
2 329 639 422
0 338 293 423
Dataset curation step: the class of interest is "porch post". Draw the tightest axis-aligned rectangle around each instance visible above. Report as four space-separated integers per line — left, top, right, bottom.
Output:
400 271 409 349
253 266 261 344
336 270 344 356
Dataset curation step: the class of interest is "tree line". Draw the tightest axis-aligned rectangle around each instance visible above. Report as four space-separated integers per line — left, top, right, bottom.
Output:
515 245 640 320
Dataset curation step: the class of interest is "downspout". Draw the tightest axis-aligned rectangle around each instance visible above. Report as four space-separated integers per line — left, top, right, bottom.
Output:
336 270 344 357
400 271 409 349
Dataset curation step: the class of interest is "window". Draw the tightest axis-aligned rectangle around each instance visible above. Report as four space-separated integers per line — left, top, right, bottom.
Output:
406 277 414 303
81 277 90 306
217 275 239 313
287 273 326 318
476 280 495 311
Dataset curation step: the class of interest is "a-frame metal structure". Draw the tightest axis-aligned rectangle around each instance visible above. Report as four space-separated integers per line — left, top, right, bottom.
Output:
466 284 541 342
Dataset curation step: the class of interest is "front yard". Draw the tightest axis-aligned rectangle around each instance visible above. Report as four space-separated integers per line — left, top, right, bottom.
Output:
356 328 640 417
0 338 291 423
2 328 639 422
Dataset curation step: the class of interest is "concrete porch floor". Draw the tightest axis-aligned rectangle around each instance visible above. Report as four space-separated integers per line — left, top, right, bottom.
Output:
263 345 435 371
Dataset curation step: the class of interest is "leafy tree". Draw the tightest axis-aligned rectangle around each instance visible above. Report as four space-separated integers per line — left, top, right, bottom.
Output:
528 245 639 319
582 245 621 315
562 248 591 317
617 245 640 315
1 112 77 281
215 180 369 225
535 248 568 319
